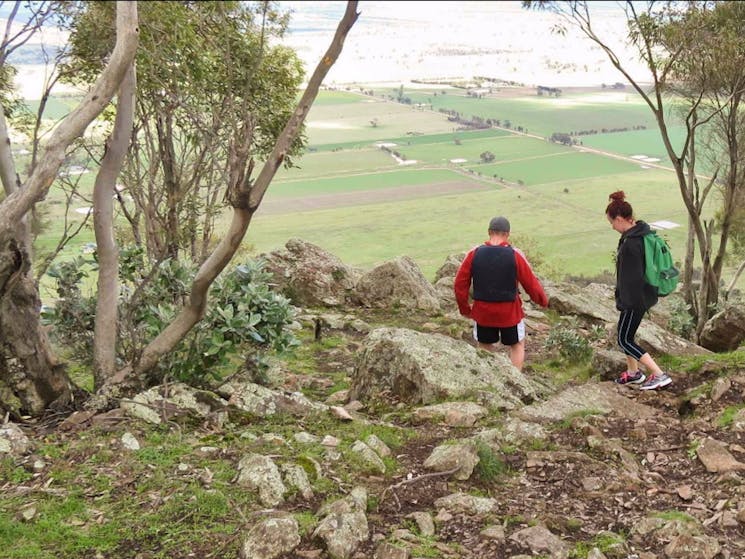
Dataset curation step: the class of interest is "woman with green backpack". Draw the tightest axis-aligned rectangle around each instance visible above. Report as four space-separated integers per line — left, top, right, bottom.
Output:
605 190 673 390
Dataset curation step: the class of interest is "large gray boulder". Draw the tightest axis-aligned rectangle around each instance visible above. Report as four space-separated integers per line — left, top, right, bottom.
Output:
699 304 745 352
545 281 617 323
349 327 537 410
353 256 440 312
260 238 361 307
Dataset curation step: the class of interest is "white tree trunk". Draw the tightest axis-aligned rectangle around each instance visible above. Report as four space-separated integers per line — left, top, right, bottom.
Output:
93 64 136 389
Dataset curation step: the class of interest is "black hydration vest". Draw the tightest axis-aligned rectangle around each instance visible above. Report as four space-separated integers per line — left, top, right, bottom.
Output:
471 245 517 302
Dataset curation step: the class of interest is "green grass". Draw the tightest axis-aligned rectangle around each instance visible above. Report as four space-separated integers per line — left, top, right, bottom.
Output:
469 150 646 185
276 147 398 180
397 134 568 166
267 167 483 198
309 127 512 152
244 168 689 280
579 126 686 162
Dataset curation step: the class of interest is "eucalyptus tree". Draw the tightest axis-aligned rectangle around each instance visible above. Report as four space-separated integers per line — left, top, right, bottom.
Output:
62 1 307 264
0 0 359 417
0 2 139 416
527 1 745 341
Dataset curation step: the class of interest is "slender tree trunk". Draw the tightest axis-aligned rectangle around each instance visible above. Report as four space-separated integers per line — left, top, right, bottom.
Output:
0 2 139 415
93 63 136 389
156 108 180 260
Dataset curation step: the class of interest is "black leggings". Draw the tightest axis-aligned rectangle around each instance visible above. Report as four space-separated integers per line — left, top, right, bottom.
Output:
617 309 646 360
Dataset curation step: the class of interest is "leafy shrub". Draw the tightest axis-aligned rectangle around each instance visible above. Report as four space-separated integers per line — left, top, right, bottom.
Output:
44 247 298 387
544 326 592 362
666 297 695 339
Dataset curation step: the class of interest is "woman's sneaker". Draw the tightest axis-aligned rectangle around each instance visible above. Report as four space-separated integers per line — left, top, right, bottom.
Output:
640 373 673 390
615 370 646 385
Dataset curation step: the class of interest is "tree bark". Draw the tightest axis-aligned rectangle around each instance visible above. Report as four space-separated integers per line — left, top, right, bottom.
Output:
0 2 139 415
93 63 136 389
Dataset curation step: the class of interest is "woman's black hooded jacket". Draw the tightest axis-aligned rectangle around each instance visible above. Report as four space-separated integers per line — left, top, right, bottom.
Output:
615 220 658 311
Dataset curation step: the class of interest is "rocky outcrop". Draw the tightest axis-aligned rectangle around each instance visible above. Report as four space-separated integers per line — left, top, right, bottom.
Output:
349 327 537 410
699 304 745 352
120 383 228 425
261 238 362 307
217 379 326 417
545 280 709 356
353 256 440 312
240 515 301 559
313 487 369 559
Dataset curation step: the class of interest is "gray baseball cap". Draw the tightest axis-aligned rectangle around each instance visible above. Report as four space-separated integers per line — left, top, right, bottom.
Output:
488 216 510 232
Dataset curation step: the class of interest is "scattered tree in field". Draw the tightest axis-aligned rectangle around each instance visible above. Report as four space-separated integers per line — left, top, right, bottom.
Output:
480 151 495 163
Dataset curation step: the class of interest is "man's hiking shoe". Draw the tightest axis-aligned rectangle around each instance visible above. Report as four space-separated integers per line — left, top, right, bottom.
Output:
615 370 645 385
640 373 673 390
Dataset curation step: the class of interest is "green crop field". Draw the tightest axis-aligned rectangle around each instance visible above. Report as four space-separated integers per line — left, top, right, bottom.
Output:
303 95 455 146
397 86 661 138
267 168 478 199
469 150 647 186
395 135 569 166
275 148 397 180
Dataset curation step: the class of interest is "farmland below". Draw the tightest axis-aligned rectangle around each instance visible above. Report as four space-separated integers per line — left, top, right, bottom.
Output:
35 83 721 301
241 85 697 281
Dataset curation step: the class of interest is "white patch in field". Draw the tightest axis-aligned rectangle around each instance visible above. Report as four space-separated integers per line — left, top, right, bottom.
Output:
640 165 650 169
75 207 93 215
306 120 357 129
631 155 661 163
450 158 468 163
399 160 418 165
649 220 680 230
375 142 398 148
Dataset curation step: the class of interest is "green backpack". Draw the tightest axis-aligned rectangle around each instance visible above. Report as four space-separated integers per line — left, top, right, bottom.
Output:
643 231 679 296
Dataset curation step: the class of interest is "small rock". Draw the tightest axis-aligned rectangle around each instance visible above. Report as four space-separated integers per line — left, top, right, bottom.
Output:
344 400 365 412
121 432 140 451
374 541 409 559
406 511 435 536
677 485 693 500
326 390 349 404
294 432 320 444
711 377 731 402
582 477 602 491
321 435 340 447
697 437 745 473
364 434 392 458
18 504 37 522
480 524 505 541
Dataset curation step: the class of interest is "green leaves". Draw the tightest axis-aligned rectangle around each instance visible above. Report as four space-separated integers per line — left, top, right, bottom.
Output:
45 251 298 386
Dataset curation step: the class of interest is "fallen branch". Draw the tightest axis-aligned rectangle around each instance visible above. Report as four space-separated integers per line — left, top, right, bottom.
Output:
379 466 460 510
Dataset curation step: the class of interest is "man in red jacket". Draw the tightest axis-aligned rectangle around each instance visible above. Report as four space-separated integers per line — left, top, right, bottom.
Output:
454 216 549 371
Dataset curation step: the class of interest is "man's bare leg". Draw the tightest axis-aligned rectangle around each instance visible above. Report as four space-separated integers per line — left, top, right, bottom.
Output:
509 340 525 371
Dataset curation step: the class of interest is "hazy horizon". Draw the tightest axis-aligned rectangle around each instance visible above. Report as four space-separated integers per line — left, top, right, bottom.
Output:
279 1 650 87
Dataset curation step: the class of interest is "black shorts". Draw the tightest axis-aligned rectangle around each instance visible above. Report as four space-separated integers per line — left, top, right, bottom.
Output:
473 320 525 346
